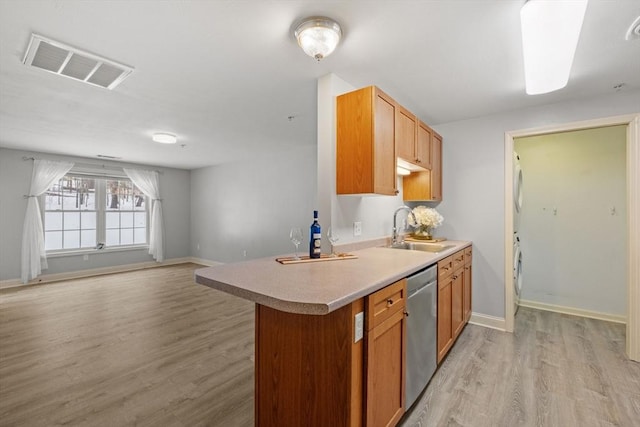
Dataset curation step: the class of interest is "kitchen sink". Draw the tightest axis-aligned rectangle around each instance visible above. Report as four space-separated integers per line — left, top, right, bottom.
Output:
387 242 454 253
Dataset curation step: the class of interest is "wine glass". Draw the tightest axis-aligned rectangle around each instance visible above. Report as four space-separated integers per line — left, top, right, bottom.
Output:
289 227 303 260
327 226 339 257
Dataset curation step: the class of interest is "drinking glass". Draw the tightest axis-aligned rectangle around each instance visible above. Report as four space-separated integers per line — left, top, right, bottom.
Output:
289 227 303 260
327 226 339 257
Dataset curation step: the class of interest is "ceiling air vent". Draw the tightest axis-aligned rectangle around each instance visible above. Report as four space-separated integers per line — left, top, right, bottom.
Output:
22 34 133 90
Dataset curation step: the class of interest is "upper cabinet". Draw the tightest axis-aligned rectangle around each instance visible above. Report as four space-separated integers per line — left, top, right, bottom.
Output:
337 86 398 196
416 120 432 169
337 85 443 200
395 105 416 163
403 130 442 201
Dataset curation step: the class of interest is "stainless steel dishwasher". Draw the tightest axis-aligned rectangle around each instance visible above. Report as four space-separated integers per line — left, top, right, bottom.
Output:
405 264 438 409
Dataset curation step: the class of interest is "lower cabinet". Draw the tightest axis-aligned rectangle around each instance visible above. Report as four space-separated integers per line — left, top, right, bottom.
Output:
437 245 472 364
463 247 472 322
254 279 407 427
365 279 407 427
437 273 453 363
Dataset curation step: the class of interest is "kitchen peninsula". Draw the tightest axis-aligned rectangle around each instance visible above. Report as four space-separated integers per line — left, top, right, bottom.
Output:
195 240 472 427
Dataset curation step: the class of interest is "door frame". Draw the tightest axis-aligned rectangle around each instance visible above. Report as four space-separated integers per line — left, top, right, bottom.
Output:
504 113 640 362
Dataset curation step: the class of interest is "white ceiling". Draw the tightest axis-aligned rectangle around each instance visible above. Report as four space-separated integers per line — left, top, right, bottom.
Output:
1 0 638 170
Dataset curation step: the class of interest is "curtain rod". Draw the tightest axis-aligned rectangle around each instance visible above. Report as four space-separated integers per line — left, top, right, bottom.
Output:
21 156 163 174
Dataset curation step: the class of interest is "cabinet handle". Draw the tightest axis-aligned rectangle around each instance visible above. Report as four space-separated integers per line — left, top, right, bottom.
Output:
404 311 409 317
394 190 399 195
453 275 458 280
387 299 394 306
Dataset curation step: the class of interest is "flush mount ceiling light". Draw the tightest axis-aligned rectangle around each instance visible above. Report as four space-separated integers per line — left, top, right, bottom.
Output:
294 16 342 61
520 0 588 95
152 133 177 144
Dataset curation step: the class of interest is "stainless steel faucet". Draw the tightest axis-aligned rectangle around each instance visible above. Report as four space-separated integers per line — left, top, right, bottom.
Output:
392 206 416 245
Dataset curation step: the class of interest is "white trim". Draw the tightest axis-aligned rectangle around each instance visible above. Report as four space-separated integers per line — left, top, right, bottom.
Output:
504 113 640 362
189 257 224 267
46 245 149 258
519 299 627 324
469 312 506 331
0 257 221 290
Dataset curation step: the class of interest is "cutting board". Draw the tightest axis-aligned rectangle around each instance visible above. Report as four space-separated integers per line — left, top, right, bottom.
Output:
404 236 447 243
276 253 357 264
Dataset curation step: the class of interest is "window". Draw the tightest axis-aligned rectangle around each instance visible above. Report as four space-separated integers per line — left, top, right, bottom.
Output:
44 175 147 252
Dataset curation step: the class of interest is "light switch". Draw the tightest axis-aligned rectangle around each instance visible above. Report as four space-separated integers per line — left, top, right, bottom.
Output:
354 312 364 342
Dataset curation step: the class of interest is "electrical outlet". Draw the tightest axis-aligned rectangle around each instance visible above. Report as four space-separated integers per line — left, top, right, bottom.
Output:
196 243 200 251
353 221 362 236
354 312 364 342
243 250 247 258
83 254 89 261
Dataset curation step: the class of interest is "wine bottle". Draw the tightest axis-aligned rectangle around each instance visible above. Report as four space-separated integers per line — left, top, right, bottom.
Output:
309 210 321 259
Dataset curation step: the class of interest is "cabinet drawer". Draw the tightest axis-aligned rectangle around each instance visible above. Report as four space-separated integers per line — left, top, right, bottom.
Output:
464 246 472 266
438 255 454 281
452 250 465 271
366 279 406 331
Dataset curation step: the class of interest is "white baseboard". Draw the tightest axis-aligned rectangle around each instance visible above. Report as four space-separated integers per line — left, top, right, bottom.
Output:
0 257 223 290
469 312 506 331
518 299 626 324
189 257 223 267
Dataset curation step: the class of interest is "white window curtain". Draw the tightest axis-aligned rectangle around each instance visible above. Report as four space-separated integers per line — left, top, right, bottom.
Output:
123 168 164 262
21 159 74 283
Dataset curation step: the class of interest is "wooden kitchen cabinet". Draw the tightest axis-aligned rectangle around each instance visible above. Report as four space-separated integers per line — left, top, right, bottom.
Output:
395 105 416 163
437 272 453 364
437 246 472 364
451 266 465 338
397 114 431 169
337 86 398 196
365 279 407 427
415 120 432 168
464 247 472 322
402 130 442 201
437 255 454 363
255 300 365 427
255 278 408 427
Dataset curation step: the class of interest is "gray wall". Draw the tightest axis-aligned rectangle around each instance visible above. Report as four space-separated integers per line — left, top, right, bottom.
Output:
514 126 627 316
190 144 317 263
433 89 640 319
0 147 191 281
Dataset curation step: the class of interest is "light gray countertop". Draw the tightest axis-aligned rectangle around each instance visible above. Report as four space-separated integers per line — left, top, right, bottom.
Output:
194 240 471 315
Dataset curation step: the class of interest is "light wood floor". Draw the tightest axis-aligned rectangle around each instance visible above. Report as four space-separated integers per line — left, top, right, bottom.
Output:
2 264 639 426
400 307 640 427
0 264 255 427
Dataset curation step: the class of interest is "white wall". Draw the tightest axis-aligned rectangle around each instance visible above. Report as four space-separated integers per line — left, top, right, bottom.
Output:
434 89 640 319
189 144 316 263
0 147 191 281
515 126 627 315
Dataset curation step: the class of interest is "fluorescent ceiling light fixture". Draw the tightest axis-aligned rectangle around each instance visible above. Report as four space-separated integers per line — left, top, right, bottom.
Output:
294 17 342 61
397 166 411 176
152 133 177 144
520 0 588 95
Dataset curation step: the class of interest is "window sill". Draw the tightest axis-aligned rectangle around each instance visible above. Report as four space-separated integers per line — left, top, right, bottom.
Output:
46 245 149 258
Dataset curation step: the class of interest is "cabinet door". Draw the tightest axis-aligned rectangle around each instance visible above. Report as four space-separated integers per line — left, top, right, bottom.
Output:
336 86 397 196
464 264 472 322
402 130 442 202
416 121 432 168
373 89 398 195
395 105 416 162
366 309 406 427
452 268 465 338
430 133 442 201
437 275 453 363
